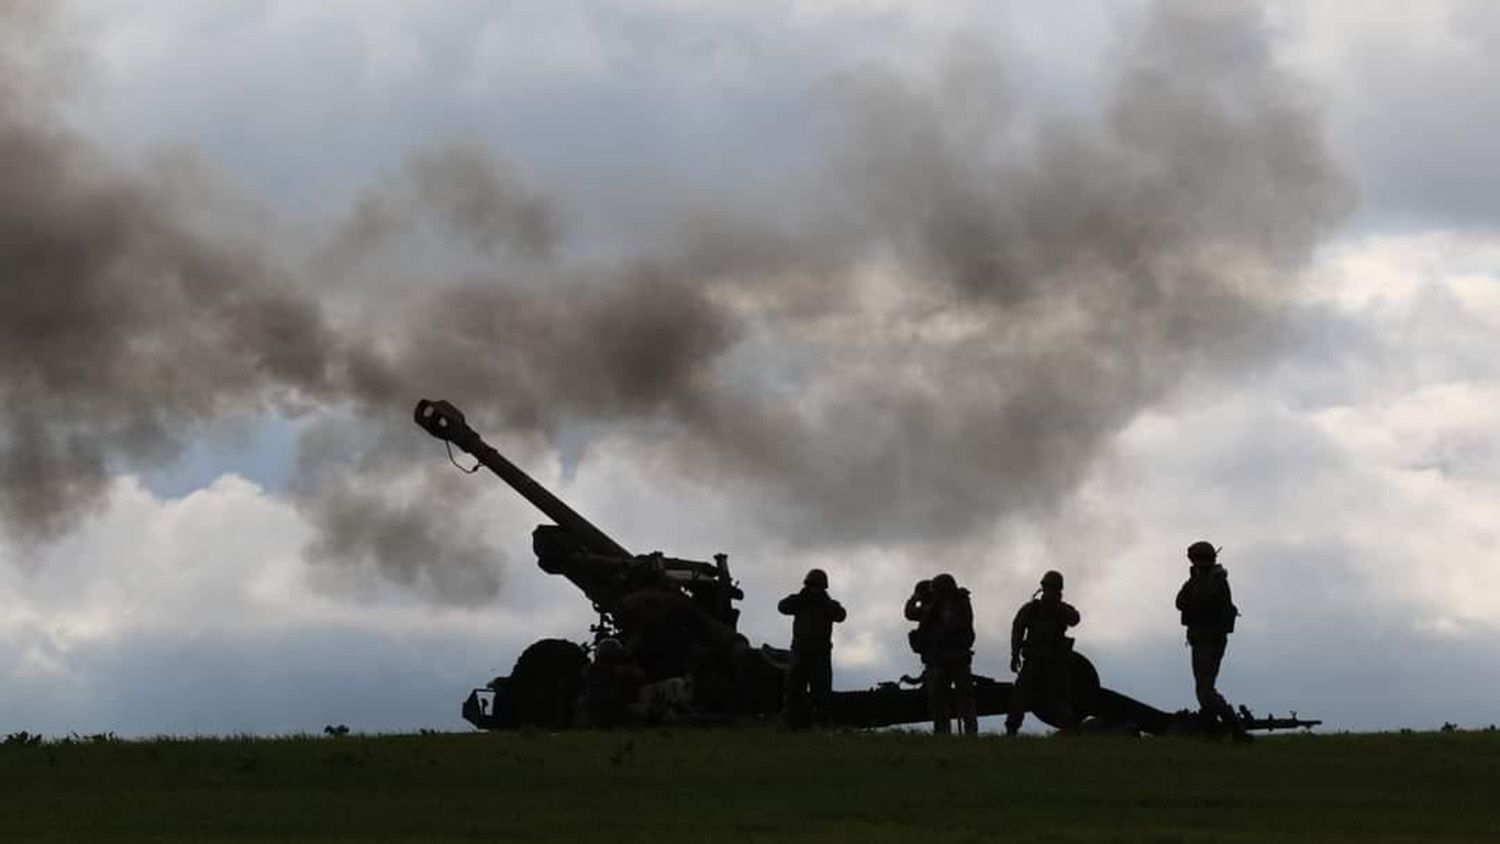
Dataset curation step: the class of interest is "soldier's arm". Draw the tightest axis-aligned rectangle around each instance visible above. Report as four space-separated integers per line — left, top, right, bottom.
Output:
1010 604 1029 657
777 593 801 615
827 597 847 623
1174 579 1194 612
904 596 924 621
1063 602 1080 627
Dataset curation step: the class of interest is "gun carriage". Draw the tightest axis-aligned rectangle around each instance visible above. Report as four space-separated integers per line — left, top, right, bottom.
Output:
415 398 1318 736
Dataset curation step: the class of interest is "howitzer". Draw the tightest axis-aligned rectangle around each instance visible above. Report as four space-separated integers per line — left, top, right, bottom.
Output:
417 398 1319 736
415 399 742 627
416 399 770 728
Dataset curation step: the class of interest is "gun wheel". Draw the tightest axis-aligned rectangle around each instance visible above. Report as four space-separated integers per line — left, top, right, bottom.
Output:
509 638 588 729
1031 651 1103 729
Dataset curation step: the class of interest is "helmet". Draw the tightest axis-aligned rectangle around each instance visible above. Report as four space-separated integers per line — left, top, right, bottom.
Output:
1040 570 1064 592
804 568 829 589
1187 541 1217 564
931 573 957 592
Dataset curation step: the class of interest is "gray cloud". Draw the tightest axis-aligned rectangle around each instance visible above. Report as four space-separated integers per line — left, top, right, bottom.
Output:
1283 0 1500 232
699 0 1352 547
0 89 336 539
1 1 1350 603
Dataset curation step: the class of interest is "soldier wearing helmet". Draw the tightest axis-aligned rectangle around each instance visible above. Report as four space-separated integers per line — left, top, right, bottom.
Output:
777 568 847 727
905 573 978 734
1175 541 1249 740
584 637 645 728
1005 570 1081 735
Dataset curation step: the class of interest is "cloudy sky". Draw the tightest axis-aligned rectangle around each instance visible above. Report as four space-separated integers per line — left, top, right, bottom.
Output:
2 0 1498 735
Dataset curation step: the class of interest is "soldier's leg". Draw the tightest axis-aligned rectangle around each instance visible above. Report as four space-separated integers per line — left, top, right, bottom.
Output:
1052 657 1076 729
955 659 977 735
1190 640 1220 708
1005 660 1033 735
809 650 833 725
926 661 953 734
1191 639 1237 728
1205 640 1247 735
784 652 811 728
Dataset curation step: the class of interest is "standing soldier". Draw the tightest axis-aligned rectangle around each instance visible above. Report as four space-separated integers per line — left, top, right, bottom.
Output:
778 568 846 727
1006 570 1080 736
905 573 978 735
1176 541 1250 741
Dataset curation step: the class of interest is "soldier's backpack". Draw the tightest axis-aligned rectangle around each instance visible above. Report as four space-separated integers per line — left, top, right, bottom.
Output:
1221 594 1239 634
932 591 976 650
907 627 929 655
1181 566 1239 634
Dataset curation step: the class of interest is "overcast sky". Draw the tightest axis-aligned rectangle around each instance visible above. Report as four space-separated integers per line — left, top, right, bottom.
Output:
2 0 1498 736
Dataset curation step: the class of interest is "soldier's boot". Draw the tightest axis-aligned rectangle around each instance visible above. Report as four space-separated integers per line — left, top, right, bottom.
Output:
1005 689 1026 736
958 699 978 735
1215 707 1253 743
1221 704 1253 743
1053 702 1078 734
927 676 952 735
1198 689 1250 742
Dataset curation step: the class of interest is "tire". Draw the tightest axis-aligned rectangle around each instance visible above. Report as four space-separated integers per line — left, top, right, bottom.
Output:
508 639 588 729
1032 650 1102 729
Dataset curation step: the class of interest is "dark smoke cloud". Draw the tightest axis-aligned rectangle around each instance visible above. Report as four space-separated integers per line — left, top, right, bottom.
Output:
727 0 1353 548
328 142 558 264
0 9 337 541
0 1 1349 601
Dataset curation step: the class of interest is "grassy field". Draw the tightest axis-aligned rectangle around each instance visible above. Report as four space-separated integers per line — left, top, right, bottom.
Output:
0 728 1495 842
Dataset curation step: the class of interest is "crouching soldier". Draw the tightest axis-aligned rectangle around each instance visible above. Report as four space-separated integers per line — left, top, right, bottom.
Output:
1006 570 1080 735
778 568 846 727
1176 541 1250 741
906 573 978 735
584 638 645 728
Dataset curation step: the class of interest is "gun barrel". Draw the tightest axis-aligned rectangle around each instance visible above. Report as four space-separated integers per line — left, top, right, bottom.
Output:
1242 715 1323 732
414 399 631 559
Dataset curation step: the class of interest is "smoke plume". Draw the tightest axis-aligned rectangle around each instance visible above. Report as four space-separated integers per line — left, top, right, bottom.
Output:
0 1 1349 602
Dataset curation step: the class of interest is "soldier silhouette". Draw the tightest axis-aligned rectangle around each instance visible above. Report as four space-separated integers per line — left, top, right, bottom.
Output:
1175 541 1251 741
905 573 978 734
778 568 846 727
617 568 697 681
1006 570 1080 735
583 637 645 728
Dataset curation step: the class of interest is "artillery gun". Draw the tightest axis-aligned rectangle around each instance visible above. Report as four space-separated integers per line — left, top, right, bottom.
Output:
415 398 1320 736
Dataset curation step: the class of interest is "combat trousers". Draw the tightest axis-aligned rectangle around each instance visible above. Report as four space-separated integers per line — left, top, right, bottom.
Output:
1189 635 1240 730
924 650 977 735
1005 654 1073 734
785 646 832 728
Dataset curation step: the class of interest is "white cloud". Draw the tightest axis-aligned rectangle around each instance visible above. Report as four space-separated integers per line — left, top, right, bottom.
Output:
0 473 594 734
